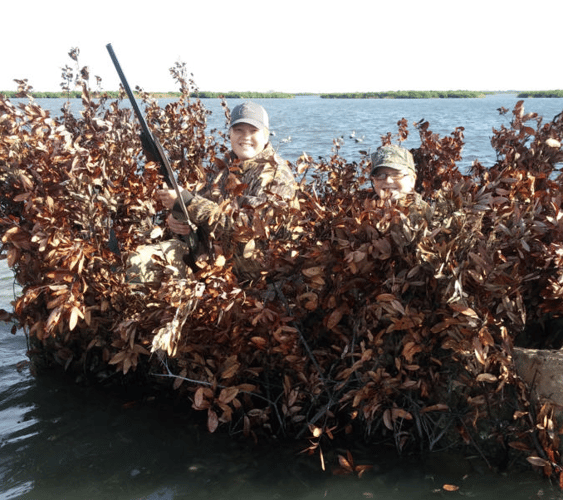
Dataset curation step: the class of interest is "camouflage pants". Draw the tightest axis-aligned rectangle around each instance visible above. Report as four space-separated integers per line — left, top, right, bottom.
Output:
126 239 189 284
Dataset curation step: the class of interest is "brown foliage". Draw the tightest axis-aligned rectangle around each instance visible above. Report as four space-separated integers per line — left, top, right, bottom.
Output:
2 51 563 476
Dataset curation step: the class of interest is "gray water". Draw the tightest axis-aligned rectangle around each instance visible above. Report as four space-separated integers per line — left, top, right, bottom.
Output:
28 93 563 170
2 95 563 499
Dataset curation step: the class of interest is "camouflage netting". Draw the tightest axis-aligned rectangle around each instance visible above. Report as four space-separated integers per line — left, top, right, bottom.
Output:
2 51 563 480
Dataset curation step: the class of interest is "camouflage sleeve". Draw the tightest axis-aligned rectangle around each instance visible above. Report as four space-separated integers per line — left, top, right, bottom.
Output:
185 194 226 228
170 189 223 227
182 157 297 231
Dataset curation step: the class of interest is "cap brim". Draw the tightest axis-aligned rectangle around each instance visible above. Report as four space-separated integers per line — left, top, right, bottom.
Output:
230 118 267 130
371 164 415 175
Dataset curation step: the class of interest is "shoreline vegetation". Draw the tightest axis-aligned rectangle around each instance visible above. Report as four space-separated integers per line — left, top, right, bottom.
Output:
1 89 563 99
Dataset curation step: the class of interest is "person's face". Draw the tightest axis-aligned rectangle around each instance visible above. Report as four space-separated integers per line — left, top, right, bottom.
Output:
229 123 269 160
371 167 416 200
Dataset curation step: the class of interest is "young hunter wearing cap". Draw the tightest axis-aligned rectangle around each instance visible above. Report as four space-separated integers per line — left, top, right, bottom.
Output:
370 144 417 201
369 144 434 228
156 101 298 280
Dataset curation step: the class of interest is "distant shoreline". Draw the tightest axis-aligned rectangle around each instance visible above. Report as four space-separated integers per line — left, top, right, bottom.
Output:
2 90 562 99
320 90 563 99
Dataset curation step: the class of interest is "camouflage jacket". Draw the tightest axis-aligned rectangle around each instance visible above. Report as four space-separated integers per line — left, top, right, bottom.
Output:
175 143 299 279
181 143 297 225
372 192 433 224
402 192 434 224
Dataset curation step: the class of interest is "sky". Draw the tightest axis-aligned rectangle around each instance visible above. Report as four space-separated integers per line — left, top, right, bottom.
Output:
2 0 561 94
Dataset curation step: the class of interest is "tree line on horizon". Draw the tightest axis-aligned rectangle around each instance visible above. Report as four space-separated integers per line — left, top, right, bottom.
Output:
2 89 563 99
516 90 563 98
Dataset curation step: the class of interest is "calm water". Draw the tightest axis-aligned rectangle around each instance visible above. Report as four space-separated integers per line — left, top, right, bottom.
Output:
2 96 563 499
27 93 563 171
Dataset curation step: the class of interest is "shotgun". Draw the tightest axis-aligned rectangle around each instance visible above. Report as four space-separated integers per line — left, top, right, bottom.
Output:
106 43 193 223
106 43 199 265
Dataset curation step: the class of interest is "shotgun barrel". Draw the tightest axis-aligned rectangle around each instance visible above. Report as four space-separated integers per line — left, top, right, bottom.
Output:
105 43 191 223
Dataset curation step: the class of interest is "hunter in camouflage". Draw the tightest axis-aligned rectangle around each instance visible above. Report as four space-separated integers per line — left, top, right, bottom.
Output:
155 101 299 282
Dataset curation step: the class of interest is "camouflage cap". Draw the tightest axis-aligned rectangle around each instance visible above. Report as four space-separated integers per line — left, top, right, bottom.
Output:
230 101 269 130
371 145 416 176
